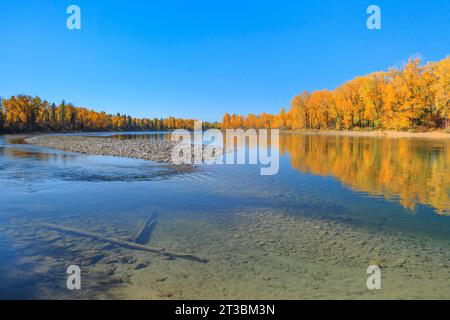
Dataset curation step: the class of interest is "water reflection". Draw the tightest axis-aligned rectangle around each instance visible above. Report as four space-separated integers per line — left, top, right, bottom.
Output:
105 132 450 215
2 132 449 214
102 132 450 215
279 134 450 215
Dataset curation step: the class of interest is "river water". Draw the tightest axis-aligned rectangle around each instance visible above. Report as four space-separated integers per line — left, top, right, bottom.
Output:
0 132 449 299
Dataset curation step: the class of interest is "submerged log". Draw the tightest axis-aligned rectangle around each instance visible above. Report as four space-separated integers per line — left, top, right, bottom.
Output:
41 222 208 263
132 212 158 244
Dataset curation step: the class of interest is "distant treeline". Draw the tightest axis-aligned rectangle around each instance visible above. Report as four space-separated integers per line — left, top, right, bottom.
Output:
0 95 218 133
2 57 448 133
222 56 450 131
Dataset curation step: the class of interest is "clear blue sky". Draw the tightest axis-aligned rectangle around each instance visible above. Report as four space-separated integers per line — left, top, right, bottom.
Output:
1 0 449 122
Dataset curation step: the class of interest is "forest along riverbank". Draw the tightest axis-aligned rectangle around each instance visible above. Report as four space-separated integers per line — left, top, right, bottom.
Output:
25 135 221 166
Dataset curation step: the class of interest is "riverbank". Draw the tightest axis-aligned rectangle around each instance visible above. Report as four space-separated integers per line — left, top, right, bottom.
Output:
25 135 220 164
283 130 450 139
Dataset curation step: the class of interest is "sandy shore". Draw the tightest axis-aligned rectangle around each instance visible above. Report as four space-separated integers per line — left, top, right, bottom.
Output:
285 130 450 139
25 135 220 164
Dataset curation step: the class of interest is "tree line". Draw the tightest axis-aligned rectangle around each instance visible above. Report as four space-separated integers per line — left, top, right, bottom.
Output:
222 56 450 131
0 95 218 133
1 56 448 133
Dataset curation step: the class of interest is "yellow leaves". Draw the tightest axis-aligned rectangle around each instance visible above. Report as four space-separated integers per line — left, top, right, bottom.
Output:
389 58 443 129
306 90 334 129
18 112 28 123
221 56 449 131
0 95 215 133
359 72 387 129
430 56 450 124
290 91 310 129
387 58 427 129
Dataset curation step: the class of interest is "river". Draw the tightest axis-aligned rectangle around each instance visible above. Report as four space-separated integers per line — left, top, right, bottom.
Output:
0 132 449 299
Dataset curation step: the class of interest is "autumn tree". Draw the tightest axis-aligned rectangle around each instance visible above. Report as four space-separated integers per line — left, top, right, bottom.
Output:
359 72 387 129
385 59 432 129
0 95 211 133
290 91 310 129
0 97 4 131
222 56 448 132
431 56 450 128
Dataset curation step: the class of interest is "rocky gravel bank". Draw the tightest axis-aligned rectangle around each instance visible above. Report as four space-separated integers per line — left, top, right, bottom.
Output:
25 135 221 164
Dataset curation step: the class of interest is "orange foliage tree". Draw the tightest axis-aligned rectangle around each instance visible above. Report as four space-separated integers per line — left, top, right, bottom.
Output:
221 56 450 131
0 95 217 133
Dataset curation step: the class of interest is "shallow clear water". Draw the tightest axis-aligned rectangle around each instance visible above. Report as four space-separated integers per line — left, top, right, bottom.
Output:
0 132 449 299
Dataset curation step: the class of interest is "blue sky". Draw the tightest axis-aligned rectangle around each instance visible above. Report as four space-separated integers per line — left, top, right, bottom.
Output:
1 0 449 122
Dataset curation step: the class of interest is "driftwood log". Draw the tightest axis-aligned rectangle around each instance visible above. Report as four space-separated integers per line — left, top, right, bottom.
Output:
131 213 158 244
41 222 208 263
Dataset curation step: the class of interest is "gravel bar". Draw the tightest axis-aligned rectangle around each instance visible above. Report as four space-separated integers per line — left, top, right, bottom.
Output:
25 135 221 164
